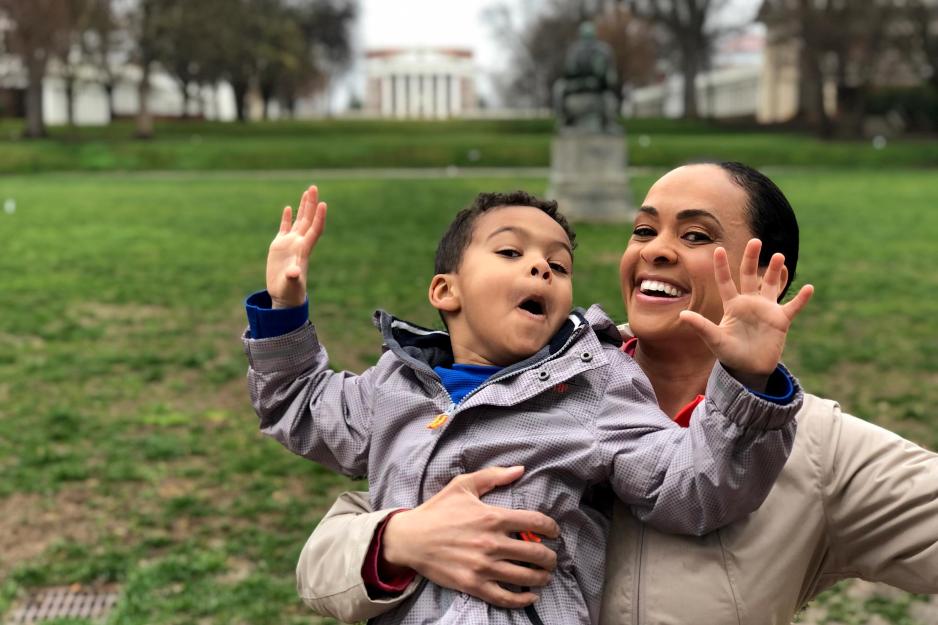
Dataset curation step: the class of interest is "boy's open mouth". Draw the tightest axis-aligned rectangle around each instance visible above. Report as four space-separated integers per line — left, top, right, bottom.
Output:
639 279 686 299
518 296 546 317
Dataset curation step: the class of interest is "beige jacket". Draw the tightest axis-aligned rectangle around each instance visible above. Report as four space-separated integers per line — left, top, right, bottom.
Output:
296 394 938 624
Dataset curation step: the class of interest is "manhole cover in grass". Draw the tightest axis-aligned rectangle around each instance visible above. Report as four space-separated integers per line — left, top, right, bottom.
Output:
6 586 119 624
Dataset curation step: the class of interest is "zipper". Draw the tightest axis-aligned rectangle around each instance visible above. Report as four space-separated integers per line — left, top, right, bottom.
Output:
442 321 587 414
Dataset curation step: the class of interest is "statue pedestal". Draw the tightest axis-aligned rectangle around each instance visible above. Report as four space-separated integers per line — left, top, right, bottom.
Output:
548 133 634 223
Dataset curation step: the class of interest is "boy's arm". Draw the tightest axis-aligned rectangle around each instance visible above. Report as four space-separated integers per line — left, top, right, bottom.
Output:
243 185 372 477
244 319 375 477
601 239 810 535
599 354 800 536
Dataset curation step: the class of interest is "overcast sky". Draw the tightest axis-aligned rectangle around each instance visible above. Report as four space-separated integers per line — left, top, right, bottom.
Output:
343 0 763 107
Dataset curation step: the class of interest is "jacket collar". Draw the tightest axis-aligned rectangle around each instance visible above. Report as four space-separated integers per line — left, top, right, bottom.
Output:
371 304 622 375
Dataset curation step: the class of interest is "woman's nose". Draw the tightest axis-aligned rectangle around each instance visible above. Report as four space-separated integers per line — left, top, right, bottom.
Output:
640 237 678 264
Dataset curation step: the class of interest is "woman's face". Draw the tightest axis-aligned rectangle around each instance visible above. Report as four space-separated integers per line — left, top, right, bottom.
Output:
619 164 756 344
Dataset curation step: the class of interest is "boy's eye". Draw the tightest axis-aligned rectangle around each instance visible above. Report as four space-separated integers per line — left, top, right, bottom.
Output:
496 249 521 258
632 225 656 238
683 231 712 243
549 262 569 275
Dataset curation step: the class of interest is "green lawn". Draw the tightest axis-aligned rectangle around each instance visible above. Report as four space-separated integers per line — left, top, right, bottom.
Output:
0 169 936 623
1 118 937 172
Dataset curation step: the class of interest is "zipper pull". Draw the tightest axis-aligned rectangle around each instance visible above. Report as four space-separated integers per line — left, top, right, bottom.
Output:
426 403 456 430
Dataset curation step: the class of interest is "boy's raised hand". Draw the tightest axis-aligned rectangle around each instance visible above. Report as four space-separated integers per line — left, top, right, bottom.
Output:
678 238 814 390
266 185 327 309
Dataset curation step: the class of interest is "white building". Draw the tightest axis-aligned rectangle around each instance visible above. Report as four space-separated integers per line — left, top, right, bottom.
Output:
363 47 476 119
626 29 772 120
0 53 239 125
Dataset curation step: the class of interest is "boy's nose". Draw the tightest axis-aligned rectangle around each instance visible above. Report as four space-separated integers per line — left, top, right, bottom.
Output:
530 264 551 280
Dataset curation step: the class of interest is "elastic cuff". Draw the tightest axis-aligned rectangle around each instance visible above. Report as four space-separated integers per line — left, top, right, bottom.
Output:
245 290 309 339
363 509 416 597
749 365 795 404
707 362 803 430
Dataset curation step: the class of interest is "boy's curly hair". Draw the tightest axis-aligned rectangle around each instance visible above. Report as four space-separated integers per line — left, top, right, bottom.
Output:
434 191 577 275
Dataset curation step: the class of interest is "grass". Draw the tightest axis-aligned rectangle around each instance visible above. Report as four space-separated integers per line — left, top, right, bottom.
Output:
0 169 936 623
1 118 937 173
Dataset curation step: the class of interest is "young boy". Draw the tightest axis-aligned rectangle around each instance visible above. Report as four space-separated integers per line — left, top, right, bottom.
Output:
242 186 804 625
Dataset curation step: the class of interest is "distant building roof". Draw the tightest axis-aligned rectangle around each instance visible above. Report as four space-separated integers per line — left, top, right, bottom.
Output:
366 48 473 60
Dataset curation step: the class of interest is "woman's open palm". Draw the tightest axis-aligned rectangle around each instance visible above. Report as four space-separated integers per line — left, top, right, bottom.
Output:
679 239 814 382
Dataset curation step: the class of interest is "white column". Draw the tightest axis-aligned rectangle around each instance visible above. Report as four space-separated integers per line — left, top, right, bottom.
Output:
433 75 446 118
394 74 407 119
420 74 432 119
408 73 421 118
450 74 462 117
381 75 392 117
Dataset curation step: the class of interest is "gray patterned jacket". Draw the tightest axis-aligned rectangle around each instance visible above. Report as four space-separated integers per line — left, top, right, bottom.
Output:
243 304 802 625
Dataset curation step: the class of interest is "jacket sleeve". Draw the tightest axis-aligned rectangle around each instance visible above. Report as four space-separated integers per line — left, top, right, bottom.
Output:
296 491 422 622
243 322 374 478
822 405 938 592
598 351 802 536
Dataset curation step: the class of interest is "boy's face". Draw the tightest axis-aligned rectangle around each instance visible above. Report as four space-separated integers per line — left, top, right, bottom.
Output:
432 205 574 367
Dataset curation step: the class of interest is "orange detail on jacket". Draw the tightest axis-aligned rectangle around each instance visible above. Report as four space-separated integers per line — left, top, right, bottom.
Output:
426 414 448 429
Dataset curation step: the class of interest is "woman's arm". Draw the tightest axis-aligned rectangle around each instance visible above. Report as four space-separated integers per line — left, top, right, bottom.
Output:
296 467 560 622
822 402 938 591
296 492 418 623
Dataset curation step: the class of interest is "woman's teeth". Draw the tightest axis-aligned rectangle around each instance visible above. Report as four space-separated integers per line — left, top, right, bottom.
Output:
639 279 685 298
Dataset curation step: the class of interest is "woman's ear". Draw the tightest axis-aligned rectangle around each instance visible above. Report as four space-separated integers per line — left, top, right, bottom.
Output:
428 274 460 313
756 264 790 297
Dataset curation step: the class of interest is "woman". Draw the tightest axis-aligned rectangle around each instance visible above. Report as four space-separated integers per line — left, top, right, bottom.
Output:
294 162 938 624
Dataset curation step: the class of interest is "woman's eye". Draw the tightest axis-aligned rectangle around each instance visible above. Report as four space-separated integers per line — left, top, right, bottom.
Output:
496 249 521 258
549 262 569 275
632 226 655 238
683 231 712 243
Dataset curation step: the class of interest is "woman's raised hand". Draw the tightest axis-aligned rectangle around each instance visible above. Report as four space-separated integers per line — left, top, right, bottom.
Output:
678 239 813 389
266 185 327 309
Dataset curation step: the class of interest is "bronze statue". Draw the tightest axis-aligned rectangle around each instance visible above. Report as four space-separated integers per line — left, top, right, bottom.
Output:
553 22 621 134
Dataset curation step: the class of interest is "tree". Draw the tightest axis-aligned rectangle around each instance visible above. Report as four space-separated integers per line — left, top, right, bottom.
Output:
211 0 355 121
760 0 917 136
484 1 655 109
255 1 313 119
52 0 98 127
595 5 658 91
81 0 128 121
619 0 729 120
909 0 938 89
126 0 167 137
484 1 582 108
0 0 75 137
291 0 356 115
158 0 222 118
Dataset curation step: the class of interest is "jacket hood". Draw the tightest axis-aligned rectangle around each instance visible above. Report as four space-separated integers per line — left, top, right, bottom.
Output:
371 304 622 373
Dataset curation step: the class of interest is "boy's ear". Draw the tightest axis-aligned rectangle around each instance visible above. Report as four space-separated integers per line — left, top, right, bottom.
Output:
428 274 460 313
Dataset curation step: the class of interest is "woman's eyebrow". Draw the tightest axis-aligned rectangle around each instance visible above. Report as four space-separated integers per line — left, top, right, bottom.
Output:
676 208 722 225
639 206 722 226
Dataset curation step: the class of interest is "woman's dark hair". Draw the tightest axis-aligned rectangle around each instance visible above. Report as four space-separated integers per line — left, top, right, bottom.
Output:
434 191 576 275
716 161 799 300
